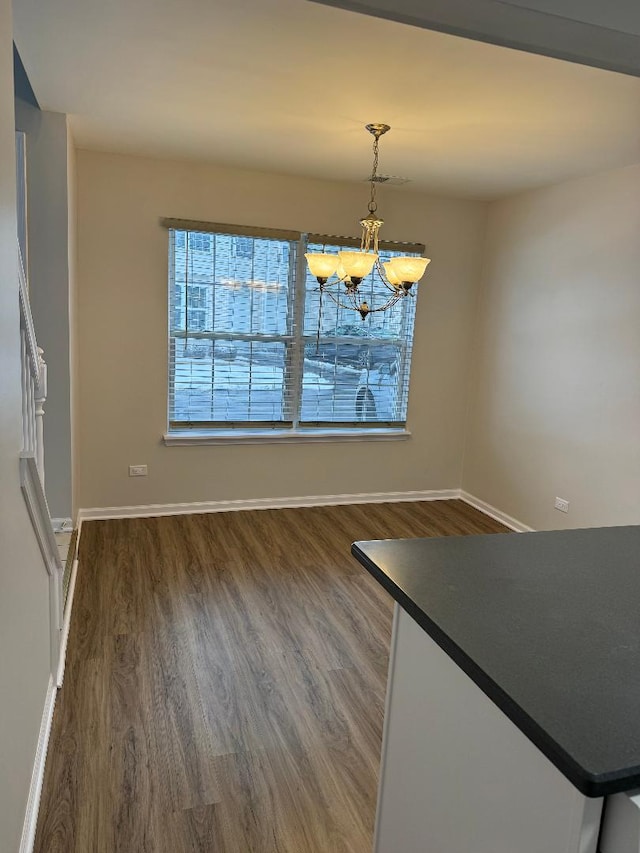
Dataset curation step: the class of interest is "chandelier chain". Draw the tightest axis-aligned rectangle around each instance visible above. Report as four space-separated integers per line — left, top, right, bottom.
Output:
368 135 380 215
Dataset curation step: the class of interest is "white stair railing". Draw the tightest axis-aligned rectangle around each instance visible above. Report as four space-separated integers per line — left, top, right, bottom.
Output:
34 350 46 486
18 245 64 681
18 251 46 472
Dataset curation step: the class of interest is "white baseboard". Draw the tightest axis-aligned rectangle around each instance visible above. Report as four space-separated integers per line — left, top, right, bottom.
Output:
51 517 73 533
19 675 57 853
78 489 461 521
459 491 533 533
78 490 534 531
57 558 79 688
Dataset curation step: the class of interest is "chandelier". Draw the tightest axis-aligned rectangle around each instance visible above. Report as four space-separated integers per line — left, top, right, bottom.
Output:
305 123 431 320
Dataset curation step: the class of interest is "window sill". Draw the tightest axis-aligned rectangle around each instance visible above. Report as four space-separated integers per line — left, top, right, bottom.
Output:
163 428 411 446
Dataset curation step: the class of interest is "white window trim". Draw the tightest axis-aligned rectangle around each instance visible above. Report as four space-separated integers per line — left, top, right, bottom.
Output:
163 427 411 446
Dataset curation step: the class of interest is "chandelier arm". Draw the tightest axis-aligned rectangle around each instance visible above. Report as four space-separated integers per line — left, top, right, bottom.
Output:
317 282 364 305
317 283 403 315
374 259 399 293
319 287 364 313
314 274 354 291
336 274 355 288
365 293 404 313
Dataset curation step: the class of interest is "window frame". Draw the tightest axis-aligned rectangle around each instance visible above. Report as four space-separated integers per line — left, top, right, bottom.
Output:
162 218 424 443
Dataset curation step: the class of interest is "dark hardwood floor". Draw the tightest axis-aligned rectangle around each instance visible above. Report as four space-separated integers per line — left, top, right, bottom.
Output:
35 500 507 853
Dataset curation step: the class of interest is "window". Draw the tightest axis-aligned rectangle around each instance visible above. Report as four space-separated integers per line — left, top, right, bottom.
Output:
166 220 421 436
235 236 253 258
301 238 417 426
189 232 212 252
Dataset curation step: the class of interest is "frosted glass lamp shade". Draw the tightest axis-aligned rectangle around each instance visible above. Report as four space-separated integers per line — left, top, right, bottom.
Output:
338 250 377 280
389 256 431 284
336 262 351 282
305 253 339 281
383 261 402 287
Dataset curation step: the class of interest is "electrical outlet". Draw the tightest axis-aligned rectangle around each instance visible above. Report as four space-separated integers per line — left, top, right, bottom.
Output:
554 497 569 513
129 464 148 477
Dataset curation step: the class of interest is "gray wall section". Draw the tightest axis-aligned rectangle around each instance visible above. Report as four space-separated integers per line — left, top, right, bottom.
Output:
0 3 55 849
309 0 640 78
15 98 72 520
13 43 38 108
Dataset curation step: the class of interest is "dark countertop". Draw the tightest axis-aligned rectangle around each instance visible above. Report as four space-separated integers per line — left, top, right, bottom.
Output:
352 526 640 798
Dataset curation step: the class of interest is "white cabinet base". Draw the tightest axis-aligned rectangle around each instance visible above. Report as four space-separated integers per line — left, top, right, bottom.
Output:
375 604 603 853
600 791 640 853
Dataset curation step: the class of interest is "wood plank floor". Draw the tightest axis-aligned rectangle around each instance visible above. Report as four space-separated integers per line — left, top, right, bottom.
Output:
35 500 507 853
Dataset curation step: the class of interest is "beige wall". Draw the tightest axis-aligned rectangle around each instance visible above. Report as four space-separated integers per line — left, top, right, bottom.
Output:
463 163 640 530
68 121 79 517
0 4 55 850
76 150 487 509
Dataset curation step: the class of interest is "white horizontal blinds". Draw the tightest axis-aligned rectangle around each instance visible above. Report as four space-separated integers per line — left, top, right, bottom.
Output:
168 226 297 428
167 222 420 432
300 238 419 427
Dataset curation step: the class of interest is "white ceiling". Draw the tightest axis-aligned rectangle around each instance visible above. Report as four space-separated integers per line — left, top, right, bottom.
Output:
13 0 640 199
312 0 640 76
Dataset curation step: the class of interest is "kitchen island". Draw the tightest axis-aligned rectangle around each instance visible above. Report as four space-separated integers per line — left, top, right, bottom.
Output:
352 526 640 853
